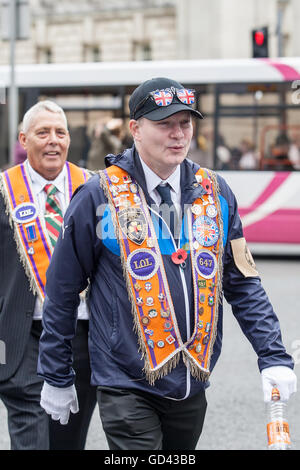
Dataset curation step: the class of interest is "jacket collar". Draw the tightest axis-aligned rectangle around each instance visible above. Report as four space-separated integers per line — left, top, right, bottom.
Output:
105 145 207 207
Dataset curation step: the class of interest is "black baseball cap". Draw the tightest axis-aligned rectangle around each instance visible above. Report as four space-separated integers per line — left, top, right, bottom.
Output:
129 77 204 121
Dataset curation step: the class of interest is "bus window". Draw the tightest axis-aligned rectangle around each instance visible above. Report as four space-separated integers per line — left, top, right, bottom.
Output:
260 125 300 171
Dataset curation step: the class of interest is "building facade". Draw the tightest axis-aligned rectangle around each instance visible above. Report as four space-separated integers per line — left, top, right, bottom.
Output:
0 0 300 170
1 0 300 65
0 0 177 65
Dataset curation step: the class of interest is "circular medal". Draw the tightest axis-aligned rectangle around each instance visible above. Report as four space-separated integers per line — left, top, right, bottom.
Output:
191 204 202 216
130 183 138 193
206 204 217 218
195 249 217 279
192 215 219 247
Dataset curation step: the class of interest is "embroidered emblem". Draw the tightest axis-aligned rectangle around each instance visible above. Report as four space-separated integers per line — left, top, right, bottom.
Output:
127 249 159 280
195 249 217 279
118 207 147 245
12 202 38 224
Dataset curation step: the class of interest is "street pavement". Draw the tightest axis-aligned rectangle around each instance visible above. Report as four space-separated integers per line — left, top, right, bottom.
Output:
0 258 299 451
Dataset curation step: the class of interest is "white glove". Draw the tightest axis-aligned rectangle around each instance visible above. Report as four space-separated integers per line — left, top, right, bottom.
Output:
261 366 297 403
40 382 79 425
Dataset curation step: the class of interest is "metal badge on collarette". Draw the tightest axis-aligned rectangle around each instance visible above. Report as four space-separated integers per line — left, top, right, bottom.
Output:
118 207 148 245
193 215 219 247
12 202 39 224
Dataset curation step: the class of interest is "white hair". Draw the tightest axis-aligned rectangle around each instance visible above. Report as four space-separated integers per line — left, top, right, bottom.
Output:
22 100 68 133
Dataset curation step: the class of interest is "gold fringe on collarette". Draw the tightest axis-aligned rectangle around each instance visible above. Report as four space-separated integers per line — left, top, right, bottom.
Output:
181 168 224 382
99 167 224 385
99 170 184 385
0 174 42 300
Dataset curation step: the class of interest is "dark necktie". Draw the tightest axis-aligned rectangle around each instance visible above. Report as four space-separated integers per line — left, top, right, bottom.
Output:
156 183 177 238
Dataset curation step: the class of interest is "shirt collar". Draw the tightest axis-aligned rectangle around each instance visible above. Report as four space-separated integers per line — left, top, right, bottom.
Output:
138 154 181 195
25 159 66 194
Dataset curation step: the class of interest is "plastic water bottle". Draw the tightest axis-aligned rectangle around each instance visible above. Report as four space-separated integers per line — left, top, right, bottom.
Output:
267 387 291 450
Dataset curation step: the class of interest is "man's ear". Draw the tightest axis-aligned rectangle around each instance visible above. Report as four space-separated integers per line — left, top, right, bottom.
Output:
18 131 27 150
129 119 141 142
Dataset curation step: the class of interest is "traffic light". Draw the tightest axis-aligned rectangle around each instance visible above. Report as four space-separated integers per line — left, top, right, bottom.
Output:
252 26 269 58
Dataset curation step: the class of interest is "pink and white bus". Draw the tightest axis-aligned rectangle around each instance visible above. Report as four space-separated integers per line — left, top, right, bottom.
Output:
221 170 300 255
1 57 300 253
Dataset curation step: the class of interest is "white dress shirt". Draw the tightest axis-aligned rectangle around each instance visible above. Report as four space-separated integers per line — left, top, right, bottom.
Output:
138 155 181 210
25 160 88 320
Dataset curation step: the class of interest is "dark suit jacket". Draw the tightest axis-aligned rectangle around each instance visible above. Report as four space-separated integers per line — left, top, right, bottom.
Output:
0 193 36 382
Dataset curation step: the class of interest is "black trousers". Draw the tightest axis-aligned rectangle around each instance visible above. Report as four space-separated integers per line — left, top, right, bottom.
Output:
0 320 97 450
97 387 207 450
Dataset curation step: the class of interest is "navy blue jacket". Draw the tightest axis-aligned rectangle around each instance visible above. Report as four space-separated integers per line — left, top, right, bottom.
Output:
38 147 293 400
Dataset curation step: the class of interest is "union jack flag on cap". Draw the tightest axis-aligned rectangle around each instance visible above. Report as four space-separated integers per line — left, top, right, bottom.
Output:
153 90 173 107
177 88 195 105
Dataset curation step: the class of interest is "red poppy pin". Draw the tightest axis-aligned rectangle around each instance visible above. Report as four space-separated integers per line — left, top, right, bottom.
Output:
201 178 212 194
171 248 188 265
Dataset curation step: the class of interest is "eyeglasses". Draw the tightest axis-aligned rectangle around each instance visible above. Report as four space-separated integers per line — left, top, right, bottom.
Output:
133 87 196 118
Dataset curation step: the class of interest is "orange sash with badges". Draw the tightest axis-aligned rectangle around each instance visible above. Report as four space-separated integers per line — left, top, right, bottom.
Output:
0 161 90 301
100 166 223 384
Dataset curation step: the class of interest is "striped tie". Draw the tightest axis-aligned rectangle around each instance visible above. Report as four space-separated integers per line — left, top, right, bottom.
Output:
44 184 63 247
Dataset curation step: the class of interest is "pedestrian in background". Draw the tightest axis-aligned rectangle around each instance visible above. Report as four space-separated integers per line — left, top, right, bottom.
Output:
38 78 296 450
0 100 96 450
87 118 123 171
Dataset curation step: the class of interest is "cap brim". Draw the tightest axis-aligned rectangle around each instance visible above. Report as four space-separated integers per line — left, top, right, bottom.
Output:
142 103 203 121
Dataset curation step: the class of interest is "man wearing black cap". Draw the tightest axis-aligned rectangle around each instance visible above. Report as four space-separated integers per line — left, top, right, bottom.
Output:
38 77 296 450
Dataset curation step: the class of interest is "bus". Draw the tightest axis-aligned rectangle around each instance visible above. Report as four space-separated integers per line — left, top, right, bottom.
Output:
1 57 300 254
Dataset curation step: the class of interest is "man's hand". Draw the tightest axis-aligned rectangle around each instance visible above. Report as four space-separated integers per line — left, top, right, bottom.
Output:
261 366 297 402
40 382 79 425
